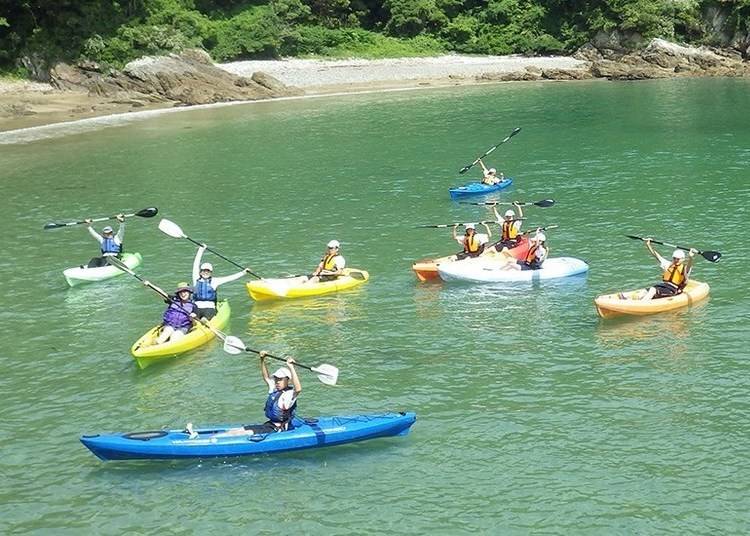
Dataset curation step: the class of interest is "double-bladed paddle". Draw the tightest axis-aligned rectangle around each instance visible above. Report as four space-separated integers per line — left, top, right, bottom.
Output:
416 220 497 229
107 256 170 299
222 335 339 386
458 127 521 174
522 224 558 235
43 207 158 230
460 199 555 208
625 235 722 263
158 218 262 279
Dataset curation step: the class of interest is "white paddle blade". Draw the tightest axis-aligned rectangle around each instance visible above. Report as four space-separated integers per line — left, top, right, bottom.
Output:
223 336 246 355
312 364 339 386
158 218 186 239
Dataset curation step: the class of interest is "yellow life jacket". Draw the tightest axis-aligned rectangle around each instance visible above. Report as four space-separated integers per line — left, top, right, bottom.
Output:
502 220 518 241
662 262 687 288
525 244 539 264
322 253 338 271
464 234 481 253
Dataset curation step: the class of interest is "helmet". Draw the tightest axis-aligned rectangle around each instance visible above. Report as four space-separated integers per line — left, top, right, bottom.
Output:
465 223 476 230
672 249 685 260
488 168 497 174
199 262 213 271
272 367 291 379
102 226 113 234
327 240 340 248
176 282 193 293
536 233 546 243
504 210 515 218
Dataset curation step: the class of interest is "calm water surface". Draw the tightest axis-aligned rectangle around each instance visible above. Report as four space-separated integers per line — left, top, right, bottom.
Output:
1 78 749 534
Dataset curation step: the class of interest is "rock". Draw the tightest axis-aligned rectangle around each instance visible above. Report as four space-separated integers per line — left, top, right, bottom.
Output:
251 71 301 95
641 38 725 69
590 60 670 80
541 68 593 81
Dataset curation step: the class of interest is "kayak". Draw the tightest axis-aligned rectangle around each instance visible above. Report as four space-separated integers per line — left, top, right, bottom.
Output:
594 279 710 319
448 178 512 199
80 411 417 461
246 269 369 301
63 252 142 287
130 300 230 369
412 236 530 281
438 256 589 283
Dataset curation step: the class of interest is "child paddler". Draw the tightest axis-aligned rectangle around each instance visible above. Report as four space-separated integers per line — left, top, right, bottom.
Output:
152 282 197 345
306 240 345 284
640 239 696 300
490 203 523 252
453 223 491 260
84 214 125 267
192 244 250 320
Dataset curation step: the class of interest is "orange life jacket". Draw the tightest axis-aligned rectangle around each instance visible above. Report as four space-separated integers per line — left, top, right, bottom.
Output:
464 234 481 253
662 262 687 288
502 220 518 241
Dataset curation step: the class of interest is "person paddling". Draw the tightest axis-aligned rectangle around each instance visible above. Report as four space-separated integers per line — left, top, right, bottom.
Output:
151 282 197 345
192 244 250 320
215 352 302 438
641 239 696 300
85 214 125 267
490 202 523 252
453 223 491 260
509 230 547 270
307 240 345 283
478 159 504 185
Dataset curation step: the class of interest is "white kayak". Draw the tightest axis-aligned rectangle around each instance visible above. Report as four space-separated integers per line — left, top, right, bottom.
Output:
63 252 143 287
437 256 589 283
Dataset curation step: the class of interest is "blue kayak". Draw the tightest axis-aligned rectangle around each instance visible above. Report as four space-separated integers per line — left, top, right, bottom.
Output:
80 412 417 461
449 177 513 199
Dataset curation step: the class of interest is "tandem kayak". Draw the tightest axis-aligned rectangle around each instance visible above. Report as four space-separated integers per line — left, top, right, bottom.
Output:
80 411 417 461
130 301 230 368
412 236 530 281
438 256 589 283
246 269 369 301
594 279 710 319
448 178 512 199
63 252 142 287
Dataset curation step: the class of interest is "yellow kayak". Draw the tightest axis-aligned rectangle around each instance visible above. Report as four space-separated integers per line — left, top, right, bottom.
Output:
594 280 709 319
131 301 231 368
246 269 369 301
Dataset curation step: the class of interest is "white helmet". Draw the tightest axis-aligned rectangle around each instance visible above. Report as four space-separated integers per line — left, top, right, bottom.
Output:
272 367 291 379
672 249 685 260
488 168 497 174
465 223 476 230
200 262 213 271
504 209 515 218
102 226 113 234
536 233 546 242
327 240 340 248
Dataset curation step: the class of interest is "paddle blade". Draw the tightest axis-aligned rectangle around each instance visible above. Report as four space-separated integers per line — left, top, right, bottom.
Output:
701 250 722 263
136 207 159 218
158 218 186 239
223 336 246 355
534 199 555 208
312 364 339 386
458 165 470 174
43 222 63 230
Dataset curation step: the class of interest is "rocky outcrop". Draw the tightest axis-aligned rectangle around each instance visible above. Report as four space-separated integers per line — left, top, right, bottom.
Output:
49 49 302 107
476 65 592 83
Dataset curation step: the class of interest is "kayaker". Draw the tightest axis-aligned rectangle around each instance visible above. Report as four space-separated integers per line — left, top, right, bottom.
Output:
307 240 345 284
453 223 491 259
218 352 301 437
479 159 504 185
490 203 524 251
84 214 125 267
641 240 696 300
509 230 547 270
192 244 250 320
152 282 197 345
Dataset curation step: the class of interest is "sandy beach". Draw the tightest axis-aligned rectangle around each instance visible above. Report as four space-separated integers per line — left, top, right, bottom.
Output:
0 54 587 132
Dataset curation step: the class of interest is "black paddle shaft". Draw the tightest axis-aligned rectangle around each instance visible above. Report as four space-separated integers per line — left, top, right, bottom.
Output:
625 235 722 263
43 207 158 230
459 128 521 174
182 236 262 279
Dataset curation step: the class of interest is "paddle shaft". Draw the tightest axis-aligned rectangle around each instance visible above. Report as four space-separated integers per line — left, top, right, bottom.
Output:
106 257 170 300
233 344 317 373
183 235 262 279
459 199 554 207
625 235 721 262
459 127 521 174
417 220 497 229
43 207 157 230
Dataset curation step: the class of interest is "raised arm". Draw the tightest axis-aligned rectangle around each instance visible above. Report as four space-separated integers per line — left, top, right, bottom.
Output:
514 202 524 219
86 221 103 244
212 269 249 287
287 358 302 395
481 223 492 238
452 223 459 241
645 239 667 266
192 244 208 284
259 352 270 383
114 215 125 245
478 159 489 175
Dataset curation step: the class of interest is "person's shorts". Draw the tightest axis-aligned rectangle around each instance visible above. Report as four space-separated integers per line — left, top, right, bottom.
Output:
653 282 681 298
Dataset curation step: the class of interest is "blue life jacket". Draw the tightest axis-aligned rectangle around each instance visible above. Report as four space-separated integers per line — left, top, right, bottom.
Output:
264 387 297 423
162 298 195 330
194 278 217 302
101 236 121 255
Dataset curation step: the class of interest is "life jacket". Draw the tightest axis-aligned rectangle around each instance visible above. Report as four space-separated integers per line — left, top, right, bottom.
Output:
464 233 481 254
264 387 297 423
194 278 217 302
525 244 547 265
662 262 687 289
502 220 518 241
162 298 195 330
101 236 121 255
322 253 338 271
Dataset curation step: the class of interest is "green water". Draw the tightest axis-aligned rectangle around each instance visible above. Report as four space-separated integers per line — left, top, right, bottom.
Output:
2 78 749 534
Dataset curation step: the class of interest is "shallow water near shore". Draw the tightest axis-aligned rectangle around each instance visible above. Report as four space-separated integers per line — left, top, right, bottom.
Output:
2 78 750 533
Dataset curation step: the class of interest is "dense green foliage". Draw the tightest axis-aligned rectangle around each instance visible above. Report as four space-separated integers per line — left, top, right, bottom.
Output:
0 0 748 73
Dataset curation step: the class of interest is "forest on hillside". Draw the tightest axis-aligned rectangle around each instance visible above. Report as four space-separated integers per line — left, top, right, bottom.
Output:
1 0 749 75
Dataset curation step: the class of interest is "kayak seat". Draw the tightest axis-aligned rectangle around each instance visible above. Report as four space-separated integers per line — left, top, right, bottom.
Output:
123 431 168 441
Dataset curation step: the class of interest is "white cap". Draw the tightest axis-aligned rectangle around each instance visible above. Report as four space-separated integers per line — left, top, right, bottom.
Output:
672 249 685 260
327 240 340 248
272 367 291 379
465 223 476 230
102 226 113 233
504 209 515 218
200 262 213 271
488 168 497 174
536 233 546 242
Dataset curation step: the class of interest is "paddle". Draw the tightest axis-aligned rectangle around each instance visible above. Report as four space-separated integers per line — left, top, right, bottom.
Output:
222 335 339 386
458 127 521 174
106 256 170 299
416 220 497 229
43 207 158 230
522 224 558 235
158 218 262 279
460 199 555 208
625 235 722 263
